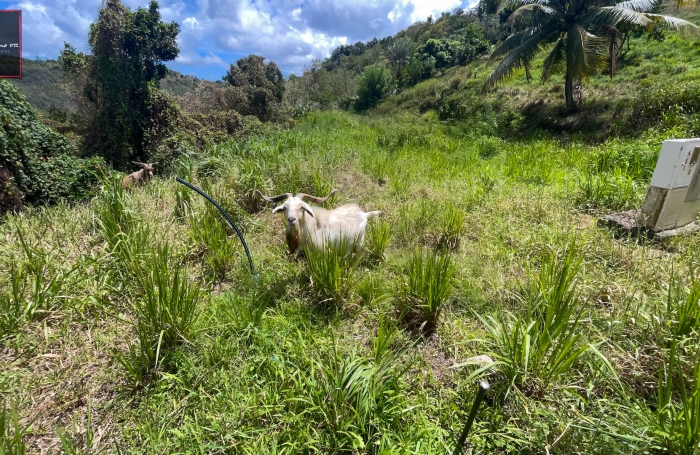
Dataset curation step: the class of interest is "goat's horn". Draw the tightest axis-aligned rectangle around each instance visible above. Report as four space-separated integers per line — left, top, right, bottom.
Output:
257 190 292 203
296 188 338 204
149 162 158 166
132 161 147 166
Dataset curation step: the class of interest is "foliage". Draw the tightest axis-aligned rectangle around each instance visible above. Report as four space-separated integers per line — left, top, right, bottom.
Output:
416 23 489 71
354 63 392 111
396 248 455 335
483 0 700 111
384 38 413 81
60 0 180 169
0 80 104 214
0 402 26 454
366 219 392 263
477 242 594 396
309 322 413 451
285 60 358 113
223 55 286 121
117 242 202 387
304 236 363 308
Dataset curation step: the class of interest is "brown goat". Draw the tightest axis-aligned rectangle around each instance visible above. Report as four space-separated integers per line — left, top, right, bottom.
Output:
122 162 157 188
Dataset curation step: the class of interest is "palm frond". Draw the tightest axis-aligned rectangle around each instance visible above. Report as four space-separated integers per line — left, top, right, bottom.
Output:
508 3 563 27
496 0 548 13
615 0 658 12
488 26 541 62
566 24 607 80
540 37 566 83
484 28 556 91
582 6 653 29
646 14 700 37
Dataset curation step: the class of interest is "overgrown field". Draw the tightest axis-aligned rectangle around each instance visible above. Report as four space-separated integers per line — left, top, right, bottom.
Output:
2 111 699 454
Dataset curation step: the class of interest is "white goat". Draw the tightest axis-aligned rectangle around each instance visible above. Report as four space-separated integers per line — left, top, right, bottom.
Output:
122 162 157 188
257 189 381 255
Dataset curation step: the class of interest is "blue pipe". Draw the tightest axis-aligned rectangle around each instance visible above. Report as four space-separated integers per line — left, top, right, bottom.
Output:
176 177 258 282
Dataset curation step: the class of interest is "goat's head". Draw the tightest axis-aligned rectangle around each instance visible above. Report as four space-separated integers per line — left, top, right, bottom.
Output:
133 161 157 178
257 189 338 227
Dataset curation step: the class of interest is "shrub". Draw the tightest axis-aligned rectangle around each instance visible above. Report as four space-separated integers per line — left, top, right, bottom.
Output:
354 64 392 112
0 80 105 214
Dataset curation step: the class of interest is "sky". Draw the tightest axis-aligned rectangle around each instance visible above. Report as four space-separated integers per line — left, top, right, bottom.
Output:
0 0 479 80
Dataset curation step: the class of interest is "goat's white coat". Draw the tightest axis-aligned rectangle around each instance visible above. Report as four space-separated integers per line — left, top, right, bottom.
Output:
271 195 381 255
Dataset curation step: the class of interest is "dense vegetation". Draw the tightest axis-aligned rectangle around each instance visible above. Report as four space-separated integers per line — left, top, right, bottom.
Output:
9 58 202 113
3 0 700 453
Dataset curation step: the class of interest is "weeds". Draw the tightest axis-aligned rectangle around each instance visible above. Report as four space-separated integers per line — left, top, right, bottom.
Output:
365 219 391 263
305 236 363 308
436 202 464 251
117 243 202 387
478 242 593 396
396 248 455 335
310 320 412 451
0 402 26 454
188 204 237 282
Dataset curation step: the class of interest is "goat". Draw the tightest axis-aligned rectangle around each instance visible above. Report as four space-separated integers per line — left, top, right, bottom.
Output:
257 189 381 255
122 162 157 188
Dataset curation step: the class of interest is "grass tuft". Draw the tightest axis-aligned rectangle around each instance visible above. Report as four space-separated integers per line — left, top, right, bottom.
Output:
396 248 455 335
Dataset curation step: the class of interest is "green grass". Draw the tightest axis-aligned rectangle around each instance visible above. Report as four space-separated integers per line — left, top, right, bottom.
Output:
2 109 700 454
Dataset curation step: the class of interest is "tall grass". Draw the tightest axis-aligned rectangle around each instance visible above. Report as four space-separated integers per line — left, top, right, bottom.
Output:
653 277 700 454
478 242 594 395
309 320 412 451
396 248 455 335
0 402 26 455
94 177 151 280
0 223 78 337
365 219 391 263
305 236 363 308
117 243 202 387
436 202 464 251
188 204 237 281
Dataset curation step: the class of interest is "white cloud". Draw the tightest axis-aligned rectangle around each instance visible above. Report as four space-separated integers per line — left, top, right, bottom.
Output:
0 0 479 76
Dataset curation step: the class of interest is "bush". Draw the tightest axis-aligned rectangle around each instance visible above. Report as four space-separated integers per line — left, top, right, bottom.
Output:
354 64 392 112
0 80 105 214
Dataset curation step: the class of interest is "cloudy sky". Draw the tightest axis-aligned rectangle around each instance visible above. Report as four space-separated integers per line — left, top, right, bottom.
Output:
0 0 479 79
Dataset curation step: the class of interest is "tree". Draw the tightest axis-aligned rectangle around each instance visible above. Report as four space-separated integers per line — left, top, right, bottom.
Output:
354 63 391 111
482 0 700 111
60 0 179 169
384 38 412 80
223 55 285 121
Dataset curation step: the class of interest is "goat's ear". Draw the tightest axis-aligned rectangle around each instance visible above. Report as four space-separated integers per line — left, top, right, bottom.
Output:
300 202 315 218
272 204 285 214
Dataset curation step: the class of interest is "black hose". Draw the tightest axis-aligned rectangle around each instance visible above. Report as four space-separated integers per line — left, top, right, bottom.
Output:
176 177 258 282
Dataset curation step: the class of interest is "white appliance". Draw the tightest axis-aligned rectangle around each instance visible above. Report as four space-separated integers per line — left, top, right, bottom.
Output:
641 138 700 231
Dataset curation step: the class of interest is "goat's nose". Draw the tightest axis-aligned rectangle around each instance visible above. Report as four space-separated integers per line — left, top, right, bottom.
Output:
288 216 296 223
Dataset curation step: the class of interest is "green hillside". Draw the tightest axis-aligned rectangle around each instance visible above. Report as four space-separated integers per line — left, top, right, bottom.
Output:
8 58 203 112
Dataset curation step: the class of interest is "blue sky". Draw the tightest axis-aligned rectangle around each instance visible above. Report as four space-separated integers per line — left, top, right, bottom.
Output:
0 0 479 80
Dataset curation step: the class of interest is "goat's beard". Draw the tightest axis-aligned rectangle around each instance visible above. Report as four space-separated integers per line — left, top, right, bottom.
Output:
285 223 301 254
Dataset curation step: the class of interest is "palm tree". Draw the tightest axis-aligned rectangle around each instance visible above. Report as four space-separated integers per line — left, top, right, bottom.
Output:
384 38 413 81
483 0 700 111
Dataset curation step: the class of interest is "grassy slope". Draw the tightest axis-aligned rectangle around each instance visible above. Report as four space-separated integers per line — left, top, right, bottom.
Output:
8 59 203 112
377 2 700 139
2 108 698 453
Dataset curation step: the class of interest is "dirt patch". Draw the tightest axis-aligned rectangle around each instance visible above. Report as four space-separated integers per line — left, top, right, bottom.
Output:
421 334 453 385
